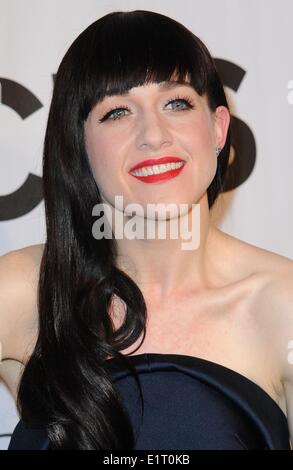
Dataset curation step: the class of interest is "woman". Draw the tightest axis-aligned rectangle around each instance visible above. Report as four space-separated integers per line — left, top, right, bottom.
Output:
2 9 293 450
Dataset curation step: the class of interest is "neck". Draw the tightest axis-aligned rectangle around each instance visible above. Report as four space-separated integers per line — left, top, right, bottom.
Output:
111 193 222 302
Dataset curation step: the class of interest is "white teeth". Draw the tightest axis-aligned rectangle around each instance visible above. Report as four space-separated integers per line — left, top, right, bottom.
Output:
131 161 184 177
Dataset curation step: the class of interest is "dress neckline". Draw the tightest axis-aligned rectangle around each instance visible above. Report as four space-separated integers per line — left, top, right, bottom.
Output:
105 352 287 422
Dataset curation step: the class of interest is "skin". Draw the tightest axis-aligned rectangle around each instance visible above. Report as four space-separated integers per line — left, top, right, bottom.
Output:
84 80 230 305
1 81 293 447
83 81 293 446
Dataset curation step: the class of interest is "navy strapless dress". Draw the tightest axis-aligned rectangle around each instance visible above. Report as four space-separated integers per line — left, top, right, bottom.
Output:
8 353 291 450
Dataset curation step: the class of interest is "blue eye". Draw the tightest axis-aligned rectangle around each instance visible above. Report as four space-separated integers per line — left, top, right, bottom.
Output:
165 97 194 111
98 95 194 123
98 106 131 122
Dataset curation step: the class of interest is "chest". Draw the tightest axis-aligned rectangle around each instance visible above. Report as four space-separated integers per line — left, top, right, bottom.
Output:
117 293 287 417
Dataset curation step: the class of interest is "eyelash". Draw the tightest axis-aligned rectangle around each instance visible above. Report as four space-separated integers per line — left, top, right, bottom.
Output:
98 94 195 123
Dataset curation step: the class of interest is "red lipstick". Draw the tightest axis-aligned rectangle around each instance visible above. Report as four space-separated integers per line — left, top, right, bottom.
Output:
128 156 186 184
129 156 185 172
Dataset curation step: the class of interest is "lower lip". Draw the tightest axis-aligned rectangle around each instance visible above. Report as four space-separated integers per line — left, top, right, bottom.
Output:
129 163 186 184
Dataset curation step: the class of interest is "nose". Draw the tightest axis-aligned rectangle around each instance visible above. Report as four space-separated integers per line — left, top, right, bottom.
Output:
136 110 173 151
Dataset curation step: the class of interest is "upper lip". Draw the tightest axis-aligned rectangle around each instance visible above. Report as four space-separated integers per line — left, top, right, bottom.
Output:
129 156 186 173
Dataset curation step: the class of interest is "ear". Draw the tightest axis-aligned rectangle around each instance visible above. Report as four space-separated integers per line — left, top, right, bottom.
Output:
213 106 230 148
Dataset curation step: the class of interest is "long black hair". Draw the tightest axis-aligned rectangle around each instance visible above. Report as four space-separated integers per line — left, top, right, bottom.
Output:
16 10 231 449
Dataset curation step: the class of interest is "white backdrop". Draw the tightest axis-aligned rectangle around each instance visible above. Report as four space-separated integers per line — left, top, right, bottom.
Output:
0 0 292 450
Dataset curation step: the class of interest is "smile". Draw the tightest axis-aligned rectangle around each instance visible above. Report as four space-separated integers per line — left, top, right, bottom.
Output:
129 161 186 183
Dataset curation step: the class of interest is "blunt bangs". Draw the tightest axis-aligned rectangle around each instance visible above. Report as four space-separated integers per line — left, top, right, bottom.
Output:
62 11 217 121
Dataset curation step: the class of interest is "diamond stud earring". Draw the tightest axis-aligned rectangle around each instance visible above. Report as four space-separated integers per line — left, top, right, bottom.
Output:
215 146 222 157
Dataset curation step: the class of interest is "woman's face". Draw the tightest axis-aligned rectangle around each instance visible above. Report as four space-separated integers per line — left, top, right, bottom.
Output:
84 80 230 213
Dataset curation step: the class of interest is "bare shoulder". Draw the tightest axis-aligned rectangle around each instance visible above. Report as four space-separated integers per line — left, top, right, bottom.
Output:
17 243 45 266
214 228 293 361
243 244 293 445
221 229 293 372
232 232 293 348
253 250 293 381
215 228 292 277
219 227 293 309
0 243 45 364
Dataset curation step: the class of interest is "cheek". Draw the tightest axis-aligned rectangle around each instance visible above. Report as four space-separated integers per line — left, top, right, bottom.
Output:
189 117 214 148
181 122 215 165
181 119 217 181
85 133 124 200
86 133 112 178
